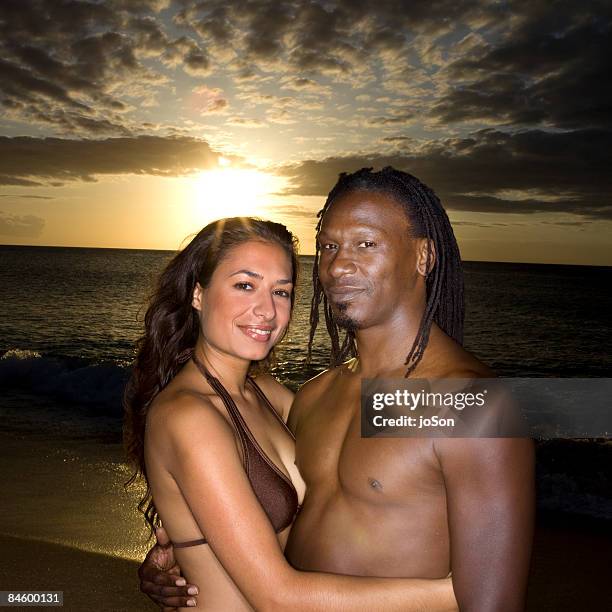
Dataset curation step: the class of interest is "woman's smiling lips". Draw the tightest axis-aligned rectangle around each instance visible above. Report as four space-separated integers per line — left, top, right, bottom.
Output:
238 325 274 342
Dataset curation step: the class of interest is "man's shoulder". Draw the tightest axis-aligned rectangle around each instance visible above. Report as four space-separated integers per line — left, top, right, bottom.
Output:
425 326 495 379
287 361 352 431
442 351 495 379
297 357 358 396
299 366 337 392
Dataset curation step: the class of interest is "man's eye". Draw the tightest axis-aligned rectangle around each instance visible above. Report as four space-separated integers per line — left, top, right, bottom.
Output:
358 241 376 248
234 282 253 291
322 243 337 250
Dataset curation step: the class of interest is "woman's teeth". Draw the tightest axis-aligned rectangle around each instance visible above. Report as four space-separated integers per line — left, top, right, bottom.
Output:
241 326 273 341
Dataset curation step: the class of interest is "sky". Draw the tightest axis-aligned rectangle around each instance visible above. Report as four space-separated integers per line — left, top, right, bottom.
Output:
0 0 610 264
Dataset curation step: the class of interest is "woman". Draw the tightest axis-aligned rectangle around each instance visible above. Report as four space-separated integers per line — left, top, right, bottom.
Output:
125 217 456 611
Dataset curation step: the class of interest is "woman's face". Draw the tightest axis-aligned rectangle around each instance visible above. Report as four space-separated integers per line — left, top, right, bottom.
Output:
193 240 294 362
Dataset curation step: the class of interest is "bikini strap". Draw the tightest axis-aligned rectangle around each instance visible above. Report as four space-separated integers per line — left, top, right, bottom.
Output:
248 377 296 441
191 355 250 472
173 537 207 548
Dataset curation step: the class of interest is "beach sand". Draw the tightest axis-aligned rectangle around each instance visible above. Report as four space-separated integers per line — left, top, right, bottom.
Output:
0 535 149 611
0 428 153 609
526 513 612 610
2 518 610 611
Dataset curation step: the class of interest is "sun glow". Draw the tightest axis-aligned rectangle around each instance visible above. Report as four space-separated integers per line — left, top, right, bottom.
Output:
189 166 282 224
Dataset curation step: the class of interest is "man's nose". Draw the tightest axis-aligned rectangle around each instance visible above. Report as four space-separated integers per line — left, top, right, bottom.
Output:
253 291 276 320
327 248 357 279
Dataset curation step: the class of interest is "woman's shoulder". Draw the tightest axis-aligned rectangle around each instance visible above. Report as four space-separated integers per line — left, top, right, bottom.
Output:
251 373 294 420
147 385 231 444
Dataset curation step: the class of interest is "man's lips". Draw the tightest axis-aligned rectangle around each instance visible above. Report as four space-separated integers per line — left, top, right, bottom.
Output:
237 325 274 343
326 285 365 300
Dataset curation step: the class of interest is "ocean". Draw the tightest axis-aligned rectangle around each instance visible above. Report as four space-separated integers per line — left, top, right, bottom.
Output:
1 245 611 561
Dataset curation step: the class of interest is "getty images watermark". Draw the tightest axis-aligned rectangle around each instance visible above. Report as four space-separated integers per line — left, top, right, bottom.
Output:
361 378 612 438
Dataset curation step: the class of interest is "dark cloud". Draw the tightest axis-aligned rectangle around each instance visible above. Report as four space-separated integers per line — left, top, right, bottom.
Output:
0 211 45 237
432 4 612 129
243 1 294 60
0 0 207 135
128 16 171 54
0 136 225 185
381 136 414 143
0 194 54 199
3 1 607 138
168 1 609 138
282 78 328 93
0 0 609 228
0 175 43 187
183 44 211 76
265 205 317 219
172 0 485 79
277 128 612 219
0 57 87 110
173 2 232 44
366 113 414 127
206 99 228 113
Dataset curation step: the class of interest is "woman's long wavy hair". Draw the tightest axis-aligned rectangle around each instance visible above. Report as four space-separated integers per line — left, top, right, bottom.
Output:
124 217 299 534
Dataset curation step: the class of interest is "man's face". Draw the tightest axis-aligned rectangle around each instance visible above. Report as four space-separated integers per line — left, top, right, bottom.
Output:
317 189 427 330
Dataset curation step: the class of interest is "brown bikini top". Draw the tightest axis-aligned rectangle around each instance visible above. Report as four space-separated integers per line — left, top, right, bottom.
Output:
172 356 300 548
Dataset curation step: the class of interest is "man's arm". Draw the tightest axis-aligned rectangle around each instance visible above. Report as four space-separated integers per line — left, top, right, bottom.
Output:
436 437 535 611
139 527 199 610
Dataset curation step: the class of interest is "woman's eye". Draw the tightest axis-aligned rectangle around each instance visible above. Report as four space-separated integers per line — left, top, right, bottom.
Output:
274 289 291 298
358 241 376 248
234 282 253 291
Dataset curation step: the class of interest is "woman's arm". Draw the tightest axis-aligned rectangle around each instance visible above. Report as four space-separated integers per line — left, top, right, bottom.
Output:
152 397 456 612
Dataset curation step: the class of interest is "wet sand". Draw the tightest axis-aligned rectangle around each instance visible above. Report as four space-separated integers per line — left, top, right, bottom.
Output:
526 512 612 610
1 430 610 610
2 518 611 611
0 429 153 609
0 535 149 611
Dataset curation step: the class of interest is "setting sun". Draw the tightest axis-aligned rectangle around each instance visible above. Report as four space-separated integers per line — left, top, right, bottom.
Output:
189 167 284 223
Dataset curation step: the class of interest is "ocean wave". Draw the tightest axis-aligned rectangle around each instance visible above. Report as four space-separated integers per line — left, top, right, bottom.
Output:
0 349 128 416
1 350 610 520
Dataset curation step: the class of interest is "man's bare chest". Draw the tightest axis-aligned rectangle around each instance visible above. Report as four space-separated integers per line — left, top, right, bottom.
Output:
295 390 445 502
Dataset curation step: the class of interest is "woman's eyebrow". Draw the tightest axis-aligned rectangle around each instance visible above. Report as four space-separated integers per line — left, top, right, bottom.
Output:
230 269 293 284
230 269 262 279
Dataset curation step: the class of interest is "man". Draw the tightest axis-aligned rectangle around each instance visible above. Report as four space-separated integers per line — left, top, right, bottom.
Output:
141 167 534 610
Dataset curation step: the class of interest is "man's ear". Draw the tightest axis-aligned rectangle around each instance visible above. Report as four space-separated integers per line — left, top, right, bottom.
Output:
416 238 436 277
192 282 204 311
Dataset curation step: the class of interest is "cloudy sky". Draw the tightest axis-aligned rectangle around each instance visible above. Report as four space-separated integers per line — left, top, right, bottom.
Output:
1 0 610 264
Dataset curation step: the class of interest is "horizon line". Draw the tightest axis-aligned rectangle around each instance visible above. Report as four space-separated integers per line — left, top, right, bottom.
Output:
1 243 610 268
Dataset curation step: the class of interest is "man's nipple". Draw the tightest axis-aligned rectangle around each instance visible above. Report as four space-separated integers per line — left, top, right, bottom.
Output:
368 477 383 491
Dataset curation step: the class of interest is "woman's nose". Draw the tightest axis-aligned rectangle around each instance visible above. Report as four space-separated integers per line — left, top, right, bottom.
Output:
253 291 275 320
